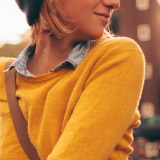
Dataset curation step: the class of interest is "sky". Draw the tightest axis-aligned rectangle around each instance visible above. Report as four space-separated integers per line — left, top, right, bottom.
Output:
0 0 29 46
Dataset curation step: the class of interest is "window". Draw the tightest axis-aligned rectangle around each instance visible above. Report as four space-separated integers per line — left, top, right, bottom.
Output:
141 102 155 119
145 62 153 80
136 0 150 10
137 24 151 42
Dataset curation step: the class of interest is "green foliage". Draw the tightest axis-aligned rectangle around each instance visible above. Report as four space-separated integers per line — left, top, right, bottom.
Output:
109 10 121 35
0 41 28 58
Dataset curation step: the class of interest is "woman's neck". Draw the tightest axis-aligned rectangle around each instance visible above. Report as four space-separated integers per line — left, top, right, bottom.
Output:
27 35 76 76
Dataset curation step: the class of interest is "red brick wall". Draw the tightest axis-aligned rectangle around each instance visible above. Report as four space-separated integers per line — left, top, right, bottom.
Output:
116 0 160 114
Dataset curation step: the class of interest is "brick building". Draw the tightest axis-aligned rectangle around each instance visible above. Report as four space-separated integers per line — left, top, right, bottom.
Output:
109 1 160 159
111 0 160 118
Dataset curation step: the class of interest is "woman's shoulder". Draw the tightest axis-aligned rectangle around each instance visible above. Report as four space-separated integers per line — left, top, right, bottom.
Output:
0 57 15 100
88 36 146 76
0 57 15 69
92 35 145 64
96 35 143 53
0 57 15 76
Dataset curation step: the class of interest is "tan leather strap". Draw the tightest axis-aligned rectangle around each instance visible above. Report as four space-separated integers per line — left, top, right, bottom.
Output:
5 61 41 160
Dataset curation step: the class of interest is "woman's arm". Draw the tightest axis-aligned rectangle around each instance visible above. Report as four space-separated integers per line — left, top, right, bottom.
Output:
46 39 145 160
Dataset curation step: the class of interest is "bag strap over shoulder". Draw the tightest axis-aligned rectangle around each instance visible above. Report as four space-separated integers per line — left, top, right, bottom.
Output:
5 61 41 160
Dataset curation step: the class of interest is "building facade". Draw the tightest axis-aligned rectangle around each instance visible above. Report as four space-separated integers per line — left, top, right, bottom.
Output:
112 0 160 117
110 1 160 159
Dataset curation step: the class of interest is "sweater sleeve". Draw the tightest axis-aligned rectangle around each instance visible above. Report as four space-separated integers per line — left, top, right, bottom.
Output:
46 39 146 160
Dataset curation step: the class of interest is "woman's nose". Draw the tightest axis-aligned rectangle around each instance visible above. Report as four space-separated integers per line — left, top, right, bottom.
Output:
102 0 120 10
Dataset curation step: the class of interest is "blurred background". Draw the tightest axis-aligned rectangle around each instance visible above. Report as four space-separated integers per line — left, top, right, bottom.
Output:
0 0 160 159
0 0 29 57
109 1 160 159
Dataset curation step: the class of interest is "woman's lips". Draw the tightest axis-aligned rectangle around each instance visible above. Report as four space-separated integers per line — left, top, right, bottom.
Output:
94 12 111 24
94 12 110 18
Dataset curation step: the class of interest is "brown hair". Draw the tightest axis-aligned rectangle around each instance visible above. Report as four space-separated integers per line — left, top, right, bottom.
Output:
30 0 75 44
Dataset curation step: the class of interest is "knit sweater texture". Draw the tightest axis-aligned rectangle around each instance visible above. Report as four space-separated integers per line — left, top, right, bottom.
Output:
0 37 145 160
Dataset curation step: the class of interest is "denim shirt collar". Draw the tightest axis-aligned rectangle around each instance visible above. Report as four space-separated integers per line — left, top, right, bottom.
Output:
5 40 94 77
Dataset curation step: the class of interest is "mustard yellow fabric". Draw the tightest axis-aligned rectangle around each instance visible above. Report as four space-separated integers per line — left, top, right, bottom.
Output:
0 37 145 160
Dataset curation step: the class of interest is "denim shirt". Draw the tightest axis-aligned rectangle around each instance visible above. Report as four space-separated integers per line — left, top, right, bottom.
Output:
4 40 94 77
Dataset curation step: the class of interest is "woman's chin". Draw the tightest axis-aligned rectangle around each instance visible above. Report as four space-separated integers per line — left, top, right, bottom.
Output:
80 30 105 41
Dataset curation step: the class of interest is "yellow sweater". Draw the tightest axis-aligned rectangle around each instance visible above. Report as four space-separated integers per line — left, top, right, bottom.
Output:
0 37 145 160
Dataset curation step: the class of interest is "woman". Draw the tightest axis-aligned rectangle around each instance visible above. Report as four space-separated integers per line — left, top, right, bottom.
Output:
0 0 145 159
